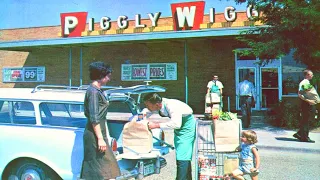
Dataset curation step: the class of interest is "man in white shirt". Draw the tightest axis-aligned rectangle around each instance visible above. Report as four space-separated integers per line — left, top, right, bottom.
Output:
207 75 224 95
293 69 316 143
142 93 196 180
237 74 256 128
207 75 224 110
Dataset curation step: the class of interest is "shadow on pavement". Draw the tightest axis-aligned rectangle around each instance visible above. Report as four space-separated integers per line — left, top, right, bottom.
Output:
275 137 300 142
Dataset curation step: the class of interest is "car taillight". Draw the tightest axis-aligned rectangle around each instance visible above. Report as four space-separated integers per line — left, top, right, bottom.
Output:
161 130 165 146
111 139 117 151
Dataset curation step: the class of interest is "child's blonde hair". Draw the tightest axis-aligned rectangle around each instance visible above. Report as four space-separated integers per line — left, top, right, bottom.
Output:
242 130 258 144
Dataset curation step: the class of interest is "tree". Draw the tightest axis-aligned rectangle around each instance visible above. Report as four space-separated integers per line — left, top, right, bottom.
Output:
233 0 320 70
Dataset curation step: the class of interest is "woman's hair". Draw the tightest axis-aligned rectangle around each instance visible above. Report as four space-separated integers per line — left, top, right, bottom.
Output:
89 61 112 80
242 130 258 144
143 93 162 104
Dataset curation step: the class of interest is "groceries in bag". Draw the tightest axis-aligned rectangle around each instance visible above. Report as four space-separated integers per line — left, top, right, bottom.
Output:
122 116 153 154
301 84 320 104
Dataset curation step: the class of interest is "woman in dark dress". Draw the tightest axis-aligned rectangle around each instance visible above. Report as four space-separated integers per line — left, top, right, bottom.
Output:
81 62 120 180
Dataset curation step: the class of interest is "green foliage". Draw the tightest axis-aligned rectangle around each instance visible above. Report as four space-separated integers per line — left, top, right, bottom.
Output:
268 100 320 129
219 112 238 121
268 100 300 129
231 0 320 70
302 83 314 91
210 110 238 120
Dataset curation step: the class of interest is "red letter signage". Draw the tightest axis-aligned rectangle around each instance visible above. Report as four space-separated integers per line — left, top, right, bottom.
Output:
60 12 88 37
170 1 205 31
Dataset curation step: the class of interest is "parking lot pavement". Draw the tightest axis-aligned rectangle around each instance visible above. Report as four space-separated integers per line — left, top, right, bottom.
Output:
146 115 320 179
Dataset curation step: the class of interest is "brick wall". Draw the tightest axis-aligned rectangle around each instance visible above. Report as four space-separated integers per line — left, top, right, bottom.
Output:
0 38 240 113
0 12 251 113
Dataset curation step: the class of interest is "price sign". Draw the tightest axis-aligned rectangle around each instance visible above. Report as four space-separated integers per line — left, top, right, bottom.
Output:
121 63 177 81
24 68 37 81
2 67 45 83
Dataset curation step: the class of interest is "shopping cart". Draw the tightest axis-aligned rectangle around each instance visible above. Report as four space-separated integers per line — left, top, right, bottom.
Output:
204 93 223 119
195 119 242 180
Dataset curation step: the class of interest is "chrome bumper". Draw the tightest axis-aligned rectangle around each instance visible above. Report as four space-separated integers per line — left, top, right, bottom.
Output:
116 157 167 180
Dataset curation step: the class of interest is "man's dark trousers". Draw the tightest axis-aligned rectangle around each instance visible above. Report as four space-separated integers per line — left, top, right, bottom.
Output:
176 160 192 180
297 100 316 140
240 96 252 128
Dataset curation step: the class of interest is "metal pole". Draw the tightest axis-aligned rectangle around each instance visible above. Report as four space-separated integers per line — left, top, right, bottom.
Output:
69 48 72 87
228 96 230 112
184 41 188 104
80 47 83 86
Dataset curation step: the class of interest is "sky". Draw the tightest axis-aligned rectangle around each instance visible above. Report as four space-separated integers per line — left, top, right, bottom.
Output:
0 0 247 30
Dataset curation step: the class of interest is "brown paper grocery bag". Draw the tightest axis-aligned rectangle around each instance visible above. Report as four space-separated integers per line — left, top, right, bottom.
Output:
224 158 239 174
122 119 153 154
213 119 240 152
205 93 211 104
210 93 221 103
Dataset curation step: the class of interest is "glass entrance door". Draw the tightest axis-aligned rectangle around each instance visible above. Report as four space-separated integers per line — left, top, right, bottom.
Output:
236 68 258 110
260 67 280 109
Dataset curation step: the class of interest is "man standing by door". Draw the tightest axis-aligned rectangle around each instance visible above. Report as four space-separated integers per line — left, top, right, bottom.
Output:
293 69 317 143
237 74 256 128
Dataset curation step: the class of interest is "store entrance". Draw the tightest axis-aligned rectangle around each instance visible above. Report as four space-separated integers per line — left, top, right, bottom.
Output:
235 50 282 110
260 67 280 109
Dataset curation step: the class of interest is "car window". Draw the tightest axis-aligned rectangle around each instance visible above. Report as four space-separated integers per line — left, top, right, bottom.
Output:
107 101 133 121
40 102 87 128
0 100 36 125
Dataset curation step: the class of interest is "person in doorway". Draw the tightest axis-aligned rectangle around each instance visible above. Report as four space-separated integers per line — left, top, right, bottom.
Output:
81 61 120 180
207 75 224 110
237 74 256 128
142 93 196 180
293 69 317 143
232 130 260 180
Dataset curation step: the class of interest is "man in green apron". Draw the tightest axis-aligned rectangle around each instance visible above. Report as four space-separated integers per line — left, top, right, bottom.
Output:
142 93 196 180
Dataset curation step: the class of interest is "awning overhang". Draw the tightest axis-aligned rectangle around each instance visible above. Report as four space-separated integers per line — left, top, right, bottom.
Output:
0 26 258 52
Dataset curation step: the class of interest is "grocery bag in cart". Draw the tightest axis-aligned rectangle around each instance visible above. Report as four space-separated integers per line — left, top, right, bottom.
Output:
213 119 241 152
122 118 153 154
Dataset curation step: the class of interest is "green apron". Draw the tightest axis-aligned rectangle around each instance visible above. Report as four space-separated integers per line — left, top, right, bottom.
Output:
174 114 196 160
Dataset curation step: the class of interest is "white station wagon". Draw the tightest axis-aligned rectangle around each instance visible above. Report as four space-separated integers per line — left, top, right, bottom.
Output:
0 85 171 180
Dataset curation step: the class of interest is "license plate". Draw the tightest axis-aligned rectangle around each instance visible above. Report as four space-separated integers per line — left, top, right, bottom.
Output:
143 163 155 176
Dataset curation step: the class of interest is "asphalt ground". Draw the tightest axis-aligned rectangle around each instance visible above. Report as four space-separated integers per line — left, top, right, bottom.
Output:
144 116 320 180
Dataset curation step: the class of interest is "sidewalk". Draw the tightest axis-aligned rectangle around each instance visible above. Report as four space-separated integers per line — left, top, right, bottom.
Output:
251 126 320 153
195 114 320 153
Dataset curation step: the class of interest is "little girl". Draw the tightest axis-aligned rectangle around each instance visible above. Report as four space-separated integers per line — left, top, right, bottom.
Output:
232 130 260 180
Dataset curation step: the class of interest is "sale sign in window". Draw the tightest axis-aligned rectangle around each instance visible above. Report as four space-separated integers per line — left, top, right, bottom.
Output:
121 63 177 81
2 67 45 83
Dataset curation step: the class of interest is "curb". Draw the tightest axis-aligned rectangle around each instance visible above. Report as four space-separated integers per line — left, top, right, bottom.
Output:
256 144 320 154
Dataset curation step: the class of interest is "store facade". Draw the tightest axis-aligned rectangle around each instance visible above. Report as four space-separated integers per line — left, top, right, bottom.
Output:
0 1 306 113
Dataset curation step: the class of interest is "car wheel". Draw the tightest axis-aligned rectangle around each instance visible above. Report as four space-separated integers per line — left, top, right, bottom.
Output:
7 159 61 180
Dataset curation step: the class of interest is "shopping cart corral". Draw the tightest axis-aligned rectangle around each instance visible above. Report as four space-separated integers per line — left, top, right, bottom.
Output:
195 119 242 180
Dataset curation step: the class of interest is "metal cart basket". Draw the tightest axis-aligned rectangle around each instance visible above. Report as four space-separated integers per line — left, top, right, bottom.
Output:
195 119 242 180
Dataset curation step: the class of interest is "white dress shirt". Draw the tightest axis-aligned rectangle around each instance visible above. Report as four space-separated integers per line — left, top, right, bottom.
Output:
237 80 256 97
141 98 193 130
207 80 224 89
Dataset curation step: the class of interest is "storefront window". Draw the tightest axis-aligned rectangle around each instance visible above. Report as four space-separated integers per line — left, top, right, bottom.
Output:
282 53 306 96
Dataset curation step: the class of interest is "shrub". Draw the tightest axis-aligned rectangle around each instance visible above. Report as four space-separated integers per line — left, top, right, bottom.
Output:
268 100 300 129
268 100 320 129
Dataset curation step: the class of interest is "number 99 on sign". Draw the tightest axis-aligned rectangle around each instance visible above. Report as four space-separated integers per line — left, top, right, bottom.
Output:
25 70 36 80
